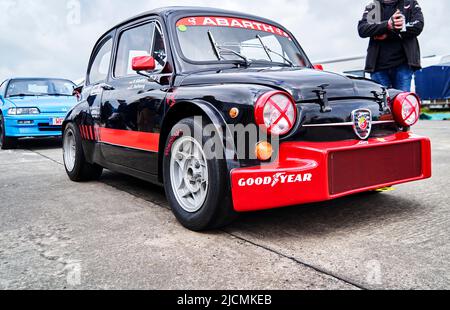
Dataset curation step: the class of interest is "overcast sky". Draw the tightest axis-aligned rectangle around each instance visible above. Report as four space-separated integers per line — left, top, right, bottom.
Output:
0 0 449 82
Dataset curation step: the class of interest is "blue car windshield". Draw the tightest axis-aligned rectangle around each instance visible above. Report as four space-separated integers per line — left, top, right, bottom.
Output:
6 79 75 97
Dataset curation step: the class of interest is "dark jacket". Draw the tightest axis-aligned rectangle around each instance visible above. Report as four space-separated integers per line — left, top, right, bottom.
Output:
358 0 424 73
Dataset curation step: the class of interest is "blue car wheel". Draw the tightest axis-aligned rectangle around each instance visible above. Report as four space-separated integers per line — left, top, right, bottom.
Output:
0 114 17 150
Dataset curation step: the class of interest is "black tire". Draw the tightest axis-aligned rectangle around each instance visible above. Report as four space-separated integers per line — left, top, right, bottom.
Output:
0 114 18 150
63 122 103 182
163 117 237 231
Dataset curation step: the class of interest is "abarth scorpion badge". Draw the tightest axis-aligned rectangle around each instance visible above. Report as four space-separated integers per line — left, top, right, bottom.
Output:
352 109 372 140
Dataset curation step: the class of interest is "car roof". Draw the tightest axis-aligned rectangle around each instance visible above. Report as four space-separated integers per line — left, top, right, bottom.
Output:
90 6 307 74
9 77 75 82
102 6 289 38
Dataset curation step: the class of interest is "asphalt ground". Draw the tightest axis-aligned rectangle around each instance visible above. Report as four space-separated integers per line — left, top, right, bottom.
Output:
0 121 449 290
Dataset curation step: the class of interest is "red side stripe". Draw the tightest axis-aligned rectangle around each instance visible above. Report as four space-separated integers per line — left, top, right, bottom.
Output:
89 126 94 141
80 125 85 139
96 127 100 141
99 128 159 152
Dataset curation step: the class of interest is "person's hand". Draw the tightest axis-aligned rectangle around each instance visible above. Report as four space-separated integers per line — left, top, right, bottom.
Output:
389 9 405 30
374 34 388 40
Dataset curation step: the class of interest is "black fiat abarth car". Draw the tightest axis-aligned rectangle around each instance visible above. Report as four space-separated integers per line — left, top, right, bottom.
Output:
63 7 431 231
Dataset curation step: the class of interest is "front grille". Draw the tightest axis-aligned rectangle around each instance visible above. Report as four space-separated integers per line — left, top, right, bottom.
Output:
328 142 422 195
38 123 62 132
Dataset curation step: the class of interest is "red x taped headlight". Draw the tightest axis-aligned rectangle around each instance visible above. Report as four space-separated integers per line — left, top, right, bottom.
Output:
392 92 421 127
254 91 297 135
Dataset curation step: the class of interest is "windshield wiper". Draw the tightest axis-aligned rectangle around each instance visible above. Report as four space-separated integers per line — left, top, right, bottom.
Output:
255 35 294 67
208 30 221 61
207 31 251 67
48 93 72 96
8 94 35 98
256 35 273 62
217 46 252 66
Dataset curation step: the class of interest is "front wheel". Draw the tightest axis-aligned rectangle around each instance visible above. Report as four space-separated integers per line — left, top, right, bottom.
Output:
0 114 17 150
163 117 237 231
63 122 103 182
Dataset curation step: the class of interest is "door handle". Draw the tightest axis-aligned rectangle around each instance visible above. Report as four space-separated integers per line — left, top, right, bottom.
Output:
99 83 115 91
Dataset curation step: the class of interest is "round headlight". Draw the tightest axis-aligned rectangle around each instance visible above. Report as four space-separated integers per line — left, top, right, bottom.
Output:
392 92 421 127
254 91 297 135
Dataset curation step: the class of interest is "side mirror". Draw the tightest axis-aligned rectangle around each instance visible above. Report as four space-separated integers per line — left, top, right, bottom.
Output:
72 85 83 101
132 56 156 72
313 64 324 71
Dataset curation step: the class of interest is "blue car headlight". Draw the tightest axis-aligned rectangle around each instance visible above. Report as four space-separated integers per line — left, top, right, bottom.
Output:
8 107 41 115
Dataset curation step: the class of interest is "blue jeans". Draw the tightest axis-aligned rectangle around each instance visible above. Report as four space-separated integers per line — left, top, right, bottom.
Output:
371 64 414 91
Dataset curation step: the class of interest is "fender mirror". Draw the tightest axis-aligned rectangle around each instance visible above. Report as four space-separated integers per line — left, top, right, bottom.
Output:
132 56 156 72
313 64 324 71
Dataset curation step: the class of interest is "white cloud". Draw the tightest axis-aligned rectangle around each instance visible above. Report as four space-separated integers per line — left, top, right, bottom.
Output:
0 0 448 82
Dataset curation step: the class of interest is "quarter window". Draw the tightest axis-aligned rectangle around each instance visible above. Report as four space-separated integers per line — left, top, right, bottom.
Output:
88 37 113 84
152 24 167 72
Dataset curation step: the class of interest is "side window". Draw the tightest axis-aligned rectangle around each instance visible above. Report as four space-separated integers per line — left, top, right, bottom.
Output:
88 37 113 85
115 23 155 77
114 21 167 78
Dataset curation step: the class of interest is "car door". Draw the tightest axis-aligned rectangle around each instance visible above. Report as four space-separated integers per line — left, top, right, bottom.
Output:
99 19 170 175
83 32 114 128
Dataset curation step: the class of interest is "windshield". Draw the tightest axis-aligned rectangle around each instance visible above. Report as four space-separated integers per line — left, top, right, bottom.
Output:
6 79 76 97
176 16 308 67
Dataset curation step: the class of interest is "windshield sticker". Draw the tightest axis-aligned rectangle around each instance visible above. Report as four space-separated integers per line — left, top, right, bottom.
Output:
177 24 188 32
176 16 290 38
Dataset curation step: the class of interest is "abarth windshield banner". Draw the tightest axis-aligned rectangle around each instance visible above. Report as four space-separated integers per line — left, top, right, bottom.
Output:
176 16 291 38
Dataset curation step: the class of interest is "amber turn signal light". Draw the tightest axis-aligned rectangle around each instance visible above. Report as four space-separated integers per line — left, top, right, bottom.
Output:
229 107 240 119
255 141 273 161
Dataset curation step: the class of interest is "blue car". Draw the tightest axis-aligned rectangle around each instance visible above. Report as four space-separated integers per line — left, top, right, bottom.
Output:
0 78 77 149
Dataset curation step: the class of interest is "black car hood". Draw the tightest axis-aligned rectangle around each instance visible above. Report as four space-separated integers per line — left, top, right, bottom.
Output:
180 67 383 101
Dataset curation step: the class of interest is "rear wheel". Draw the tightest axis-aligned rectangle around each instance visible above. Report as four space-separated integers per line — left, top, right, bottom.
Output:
163 117 237 231
63 122 103 182
0 114 17 150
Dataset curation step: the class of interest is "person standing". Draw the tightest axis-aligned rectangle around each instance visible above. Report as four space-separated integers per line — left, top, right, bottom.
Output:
358 0 424 91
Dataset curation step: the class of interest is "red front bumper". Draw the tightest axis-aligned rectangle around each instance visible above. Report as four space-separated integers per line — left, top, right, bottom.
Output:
230 132 432 212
